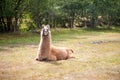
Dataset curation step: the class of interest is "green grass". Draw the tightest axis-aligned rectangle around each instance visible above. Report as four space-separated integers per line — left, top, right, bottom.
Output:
0 27 120 80
1 27 119 45
0 32 39 45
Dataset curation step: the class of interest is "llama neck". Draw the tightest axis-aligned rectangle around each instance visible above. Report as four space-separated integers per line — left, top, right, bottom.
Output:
40 34 51 47
42 36 51 44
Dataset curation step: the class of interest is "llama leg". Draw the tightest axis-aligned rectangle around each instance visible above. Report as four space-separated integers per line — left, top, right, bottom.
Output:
35 57 42 61
68 54 75 59
36 56 48 61
47 55 57 61
35 54 44 61
35 55 40 61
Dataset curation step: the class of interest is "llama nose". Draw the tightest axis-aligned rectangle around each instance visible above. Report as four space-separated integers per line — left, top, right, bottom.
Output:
44 32 48 35
44 29 47 32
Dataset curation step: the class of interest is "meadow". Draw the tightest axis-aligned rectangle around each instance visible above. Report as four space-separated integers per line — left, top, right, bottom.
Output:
0 28 120 80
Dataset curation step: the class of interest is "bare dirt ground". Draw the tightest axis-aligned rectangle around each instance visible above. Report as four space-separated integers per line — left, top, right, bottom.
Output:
0 33 120 80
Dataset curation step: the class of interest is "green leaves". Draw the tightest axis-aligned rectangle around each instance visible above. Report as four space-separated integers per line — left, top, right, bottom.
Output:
1 0 120 32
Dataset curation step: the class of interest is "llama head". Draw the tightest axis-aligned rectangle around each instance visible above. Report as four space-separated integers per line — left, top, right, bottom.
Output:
41 24 50 36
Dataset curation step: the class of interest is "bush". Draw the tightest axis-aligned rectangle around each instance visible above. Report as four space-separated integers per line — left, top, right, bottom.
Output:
27 22 36 31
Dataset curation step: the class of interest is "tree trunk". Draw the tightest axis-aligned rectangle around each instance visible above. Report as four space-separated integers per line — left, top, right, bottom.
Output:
14 17 19 32
84 21 87 28
6 17 13 32
70 11 75 28
51 15 54 28
70 19 72 28
0 17 3 32
0 17 6 32
91 16 97 28
54 19 56 28
35 17 40 29
107 15 111 27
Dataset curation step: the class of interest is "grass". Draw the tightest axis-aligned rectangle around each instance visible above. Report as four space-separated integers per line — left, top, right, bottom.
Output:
0 27 114 45
0 27 120 80
0 32 39 45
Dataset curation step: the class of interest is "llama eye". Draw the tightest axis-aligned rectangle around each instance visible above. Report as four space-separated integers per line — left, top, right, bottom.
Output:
46 29 48 32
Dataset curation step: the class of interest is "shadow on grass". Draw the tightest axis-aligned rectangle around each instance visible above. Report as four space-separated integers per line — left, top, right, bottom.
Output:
0 45 20 52
37 60 62 65
83 27 120 33
0 44 37 53
0 48 9 52
49 61 62 65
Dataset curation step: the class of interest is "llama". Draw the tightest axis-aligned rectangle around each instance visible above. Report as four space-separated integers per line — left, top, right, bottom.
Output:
36 25 74 61
36 24 51 61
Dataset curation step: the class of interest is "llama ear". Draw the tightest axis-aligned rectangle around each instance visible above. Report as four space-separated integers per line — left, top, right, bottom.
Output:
68 49 74 53
46 24 50 30
42 24 45 28
71 49 74 53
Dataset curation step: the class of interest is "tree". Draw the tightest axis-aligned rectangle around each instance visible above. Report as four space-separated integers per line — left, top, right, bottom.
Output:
28 0 49 29
0 0 30 32
88 0 120 27
1 0 120 32
62 0 81 28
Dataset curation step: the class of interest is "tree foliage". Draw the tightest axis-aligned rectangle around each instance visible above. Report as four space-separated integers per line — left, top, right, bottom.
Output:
0 0 120 33
0 0 30 32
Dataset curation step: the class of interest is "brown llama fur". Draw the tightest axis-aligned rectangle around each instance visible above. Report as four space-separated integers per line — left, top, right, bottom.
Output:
47 45 74 61
36 25 74 61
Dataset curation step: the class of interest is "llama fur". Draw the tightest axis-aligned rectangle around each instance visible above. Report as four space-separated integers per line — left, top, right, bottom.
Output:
36 25 51 61
48 45 74 61
36 25 74 61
